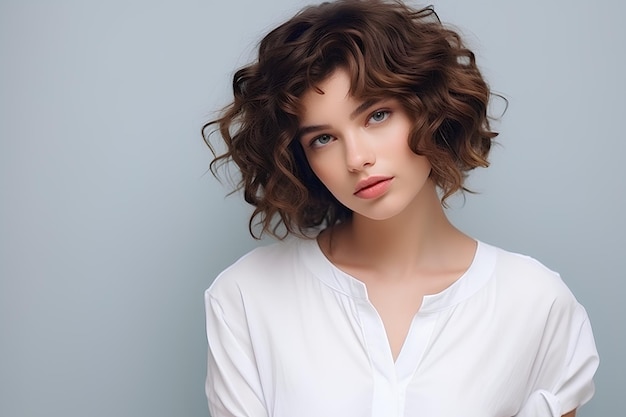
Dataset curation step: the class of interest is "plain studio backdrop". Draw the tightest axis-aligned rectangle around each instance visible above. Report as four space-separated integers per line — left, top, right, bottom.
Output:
1 0 623 416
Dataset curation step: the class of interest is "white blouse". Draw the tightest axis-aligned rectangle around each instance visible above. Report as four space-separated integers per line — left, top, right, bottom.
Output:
205 238 598 417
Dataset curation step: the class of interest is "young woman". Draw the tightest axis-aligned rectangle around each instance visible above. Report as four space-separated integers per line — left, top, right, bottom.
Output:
202 1 598 416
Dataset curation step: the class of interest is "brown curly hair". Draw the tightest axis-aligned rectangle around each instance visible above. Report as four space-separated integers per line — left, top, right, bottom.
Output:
203 0 499 239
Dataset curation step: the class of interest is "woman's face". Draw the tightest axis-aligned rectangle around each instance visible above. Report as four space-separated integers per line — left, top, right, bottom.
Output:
298 68 433 221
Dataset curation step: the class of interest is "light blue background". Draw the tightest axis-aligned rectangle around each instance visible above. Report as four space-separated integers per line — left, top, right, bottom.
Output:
1 0 623 416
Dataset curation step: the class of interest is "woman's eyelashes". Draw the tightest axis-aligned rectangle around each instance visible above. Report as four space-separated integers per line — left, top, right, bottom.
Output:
305 107 393 149
309 133 335 148
367 109 391 125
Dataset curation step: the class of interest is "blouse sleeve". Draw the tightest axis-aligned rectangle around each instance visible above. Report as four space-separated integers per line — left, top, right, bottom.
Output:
205 291 268 417
516 305 599 417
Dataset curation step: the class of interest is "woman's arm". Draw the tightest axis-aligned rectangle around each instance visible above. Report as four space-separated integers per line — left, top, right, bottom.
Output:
205 291 268 417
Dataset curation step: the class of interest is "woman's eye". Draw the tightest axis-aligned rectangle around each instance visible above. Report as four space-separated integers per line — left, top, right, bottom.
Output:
311 134 334 147
368 110 390 124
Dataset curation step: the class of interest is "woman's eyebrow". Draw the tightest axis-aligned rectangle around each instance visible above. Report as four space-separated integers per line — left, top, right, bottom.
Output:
297 124 331 139
350 99 379 119
298 99 381 137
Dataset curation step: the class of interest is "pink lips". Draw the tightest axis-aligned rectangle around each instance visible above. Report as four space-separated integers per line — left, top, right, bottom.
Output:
354 176 394 199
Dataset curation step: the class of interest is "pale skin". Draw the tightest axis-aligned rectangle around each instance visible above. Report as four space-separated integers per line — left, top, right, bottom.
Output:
299 68 576 417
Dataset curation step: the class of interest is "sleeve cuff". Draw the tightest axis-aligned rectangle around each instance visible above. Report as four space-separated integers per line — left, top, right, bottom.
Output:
516 390 561 417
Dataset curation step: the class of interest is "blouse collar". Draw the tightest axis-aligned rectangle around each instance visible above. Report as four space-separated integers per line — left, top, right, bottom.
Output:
298 237 497 314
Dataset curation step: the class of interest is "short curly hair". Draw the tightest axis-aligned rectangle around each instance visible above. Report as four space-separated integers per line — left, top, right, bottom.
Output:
203 0 498 239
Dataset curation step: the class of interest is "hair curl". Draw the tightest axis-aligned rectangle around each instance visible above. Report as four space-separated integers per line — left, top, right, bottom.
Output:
203 0 499 239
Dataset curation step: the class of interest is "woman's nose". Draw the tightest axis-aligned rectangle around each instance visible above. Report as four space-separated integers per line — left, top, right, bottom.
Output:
344 132 376 172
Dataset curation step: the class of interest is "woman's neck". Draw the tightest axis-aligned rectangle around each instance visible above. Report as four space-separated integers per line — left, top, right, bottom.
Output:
320 182 475 282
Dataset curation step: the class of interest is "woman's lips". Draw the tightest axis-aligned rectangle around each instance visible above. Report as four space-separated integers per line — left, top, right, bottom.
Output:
354 176 394 199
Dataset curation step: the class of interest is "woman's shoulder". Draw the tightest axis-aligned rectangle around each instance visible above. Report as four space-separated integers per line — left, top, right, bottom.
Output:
486 242 580 306
205 237 313 298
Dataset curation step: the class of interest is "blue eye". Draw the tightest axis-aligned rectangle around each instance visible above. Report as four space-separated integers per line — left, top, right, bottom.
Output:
369 110 390 124
311 134 334 148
